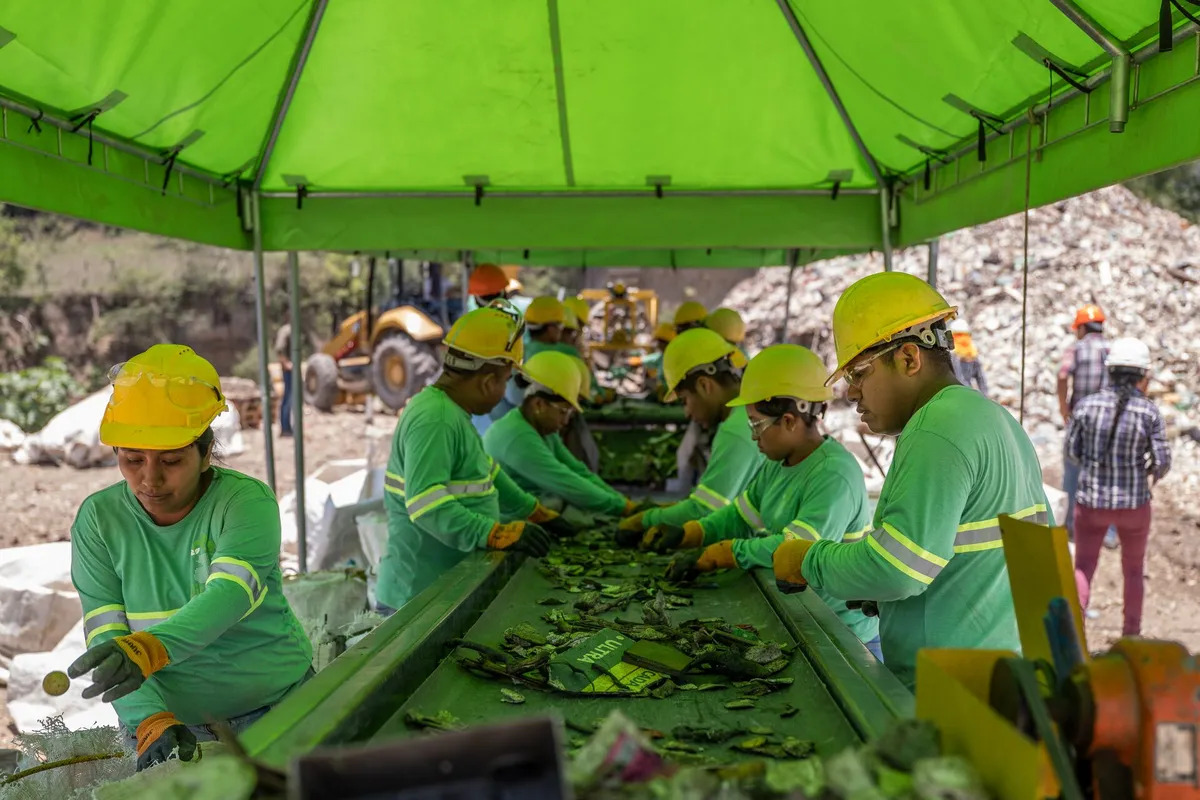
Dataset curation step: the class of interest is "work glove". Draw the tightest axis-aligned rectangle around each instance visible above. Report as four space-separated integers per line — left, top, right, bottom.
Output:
845 600 880 618
68 632 170 703
135 711 197 772
666 541 737 582
615 512 647 547
641 521 704 553
772 539 816 594
529 503 578 539
487 521 553 557
623 497 657 516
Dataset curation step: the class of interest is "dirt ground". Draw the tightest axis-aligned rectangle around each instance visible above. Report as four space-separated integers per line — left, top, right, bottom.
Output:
0 408 1197 744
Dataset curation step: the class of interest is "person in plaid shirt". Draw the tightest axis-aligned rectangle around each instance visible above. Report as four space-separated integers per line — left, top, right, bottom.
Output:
1067 338 1171 636
1057 304 1110 541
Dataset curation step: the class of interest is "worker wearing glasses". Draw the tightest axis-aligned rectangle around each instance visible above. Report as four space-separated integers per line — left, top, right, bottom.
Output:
657 345 881 661
772 273 1051 688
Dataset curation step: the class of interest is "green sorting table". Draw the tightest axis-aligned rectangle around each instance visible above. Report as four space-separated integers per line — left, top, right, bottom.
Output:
244 550 912 769
375 560 857 755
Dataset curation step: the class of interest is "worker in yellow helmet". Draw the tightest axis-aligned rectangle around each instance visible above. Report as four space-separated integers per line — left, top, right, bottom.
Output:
673 300 708 333
772 273 1051 687
484 351 635 517
560 305 581 349
381 302 577 613
561 354 603 472
660 345 879 658
563 297 591 346
618 328 763 545
486 295 571 430
67 345 312 771
706 307 749 369
628 322 676 400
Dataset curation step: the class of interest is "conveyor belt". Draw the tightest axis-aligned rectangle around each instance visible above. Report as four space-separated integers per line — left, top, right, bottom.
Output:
244 548 912 769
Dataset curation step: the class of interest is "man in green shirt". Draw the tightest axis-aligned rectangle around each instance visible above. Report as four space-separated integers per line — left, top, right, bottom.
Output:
663 345 880 657
618 328 763 546
773 273 1050 687
484 350 635 517
381 303 574 611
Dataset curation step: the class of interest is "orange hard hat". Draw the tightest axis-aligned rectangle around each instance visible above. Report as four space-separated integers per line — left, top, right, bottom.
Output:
1072 304 1105 330
469 263 509 297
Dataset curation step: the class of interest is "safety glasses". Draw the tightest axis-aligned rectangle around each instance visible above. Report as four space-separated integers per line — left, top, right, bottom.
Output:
747 414 780 440
843 343 902 388
108 364 223 409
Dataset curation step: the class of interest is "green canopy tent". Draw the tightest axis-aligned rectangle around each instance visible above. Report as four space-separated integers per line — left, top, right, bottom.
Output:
5 0 1200 564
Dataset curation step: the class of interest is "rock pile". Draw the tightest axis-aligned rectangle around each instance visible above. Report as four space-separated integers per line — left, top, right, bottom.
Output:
722 185 1200 490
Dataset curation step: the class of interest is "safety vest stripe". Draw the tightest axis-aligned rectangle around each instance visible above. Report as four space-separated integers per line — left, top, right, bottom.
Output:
384 471 405 495
842 525 870 543
867 524 947 585
208 557 264 607
691 485 730 512
734 494 766 532
952 505 1049 553
128 610 180 632
83 605 130 645
783 520 821 542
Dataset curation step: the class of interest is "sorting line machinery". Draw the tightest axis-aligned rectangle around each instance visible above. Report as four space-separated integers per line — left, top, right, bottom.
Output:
242 548 913 775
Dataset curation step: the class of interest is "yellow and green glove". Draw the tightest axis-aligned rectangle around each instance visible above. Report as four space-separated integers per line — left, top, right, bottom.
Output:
772 539 815 594
135 711 197 771
666 540 736 582
487 521 552 556
641 520 704 553
68 631 170 703
529 502 578 538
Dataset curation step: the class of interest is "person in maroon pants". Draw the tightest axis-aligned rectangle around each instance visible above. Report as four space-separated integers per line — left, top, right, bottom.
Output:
1067 337 1171 636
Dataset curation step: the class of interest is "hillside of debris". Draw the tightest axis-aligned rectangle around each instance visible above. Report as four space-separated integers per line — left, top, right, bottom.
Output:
725 184 1200 487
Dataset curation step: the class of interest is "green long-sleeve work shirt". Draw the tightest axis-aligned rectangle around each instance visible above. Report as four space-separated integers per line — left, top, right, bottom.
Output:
382 386 537 609
699 437 878 645
71 468 312 728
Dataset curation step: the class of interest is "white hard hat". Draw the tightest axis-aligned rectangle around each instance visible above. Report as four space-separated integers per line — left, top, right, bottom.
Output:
948 319 970 334
1106 337 1151 371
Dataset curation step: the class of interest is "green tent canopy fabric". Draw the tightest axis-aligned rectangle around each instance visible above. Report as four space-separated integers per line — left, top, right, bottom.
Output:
1 1 1199 259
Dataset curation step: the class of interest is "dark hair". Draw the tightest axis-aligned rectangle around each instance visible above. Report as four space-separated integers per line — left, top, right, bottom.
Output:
194 427 215 458
1081 321 1104 334
753 397 821 426
678 368 739 396
1104 367 1145 454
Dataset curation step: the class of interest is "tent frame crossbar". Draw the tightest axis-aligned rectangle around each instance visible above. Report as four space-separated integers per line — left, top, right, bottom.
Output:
257 187 878 199
903 23 1199 205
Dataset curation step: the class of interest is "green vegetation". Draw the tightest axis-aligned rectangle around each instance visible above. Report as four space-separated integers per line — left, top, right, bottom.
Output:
0 357 87 432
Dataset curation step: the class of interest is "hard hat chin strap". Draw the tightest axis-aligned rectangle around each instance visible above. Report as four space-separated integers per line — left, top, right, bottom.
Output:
684 356 742 385
895 320 953 351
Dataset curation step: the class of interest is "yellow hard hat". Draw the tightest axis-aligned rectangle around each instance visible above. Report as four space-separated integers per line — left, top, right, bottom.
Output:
521 351 583 412
728 345 832 407
442 302 525 369
731 347 749 370
564 296 590 323
828 273 957 385
662 328 737 401
652 322 677 342
100 344 227 450
706 307 746 344
562 305 580 330
525 296 565 327
569 355 593 401
674 300 708 327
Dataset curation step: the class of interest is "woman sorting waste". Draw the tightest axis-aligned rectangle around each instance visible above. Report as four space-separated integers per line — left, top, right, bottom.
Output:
661 345 881 661
484 350 637 517
68 344 313 771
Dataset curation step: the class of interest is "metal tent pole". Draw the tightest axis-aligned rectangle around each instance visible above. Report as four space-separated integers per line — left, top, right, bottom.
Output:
927 238 940 287
780 248 799 343
287 251 308 572
251 192 277 494
1047 0 1130 133
880 189 894 271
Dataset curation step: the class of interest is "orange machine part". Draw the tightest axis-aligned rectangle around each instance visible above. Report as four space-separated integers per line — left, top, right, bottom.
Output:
1084 639 1200 799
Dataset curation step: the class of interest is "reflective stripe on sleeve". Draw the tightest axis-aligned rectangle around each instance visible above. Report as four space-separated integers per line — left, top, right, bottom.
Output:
842 525 870 543
691 485 730 511
384 471 405 496
866 523 948 585
734 493 766 532
953 504 1049 553
783 520 821 542
83 604 130 646
128 609 180 632
207 557 264 608
406 469 498 520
